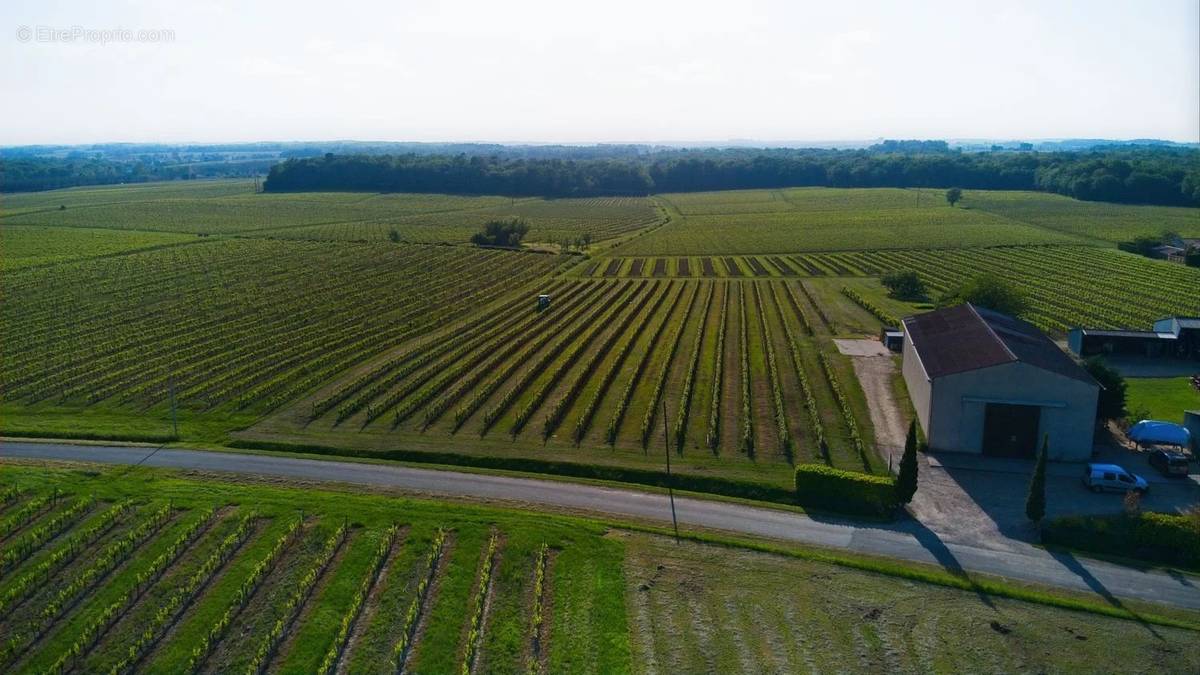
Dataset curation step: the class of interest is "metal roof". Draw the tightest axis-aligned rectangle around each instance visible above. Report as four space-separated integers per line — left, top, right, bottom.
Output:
1075 328 1178 340
903 304 1097 386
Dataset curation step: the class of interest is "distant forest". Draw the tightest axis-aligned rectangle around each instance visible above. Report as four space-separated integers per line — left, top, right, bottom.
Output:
3 141 1198 207
264 145 1200 207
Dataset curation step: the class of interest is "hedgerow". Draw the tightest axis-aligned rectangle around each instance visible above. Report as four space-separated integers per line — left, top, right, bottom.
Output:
840 286 899 326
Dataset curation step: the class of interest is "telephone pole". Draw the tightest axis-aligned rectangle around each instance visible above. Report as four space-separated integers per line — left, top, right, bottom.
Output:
661 398 679 543
168 374 179 439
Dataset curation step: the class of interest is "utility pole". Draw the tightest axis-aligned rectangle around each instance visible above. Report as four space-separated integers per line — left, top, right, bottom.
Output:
661 398 679 543
168 374 179 439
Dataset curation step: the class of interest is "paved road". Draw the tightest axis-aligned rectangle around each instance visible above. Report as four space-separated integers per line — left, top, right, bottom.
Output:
5 440 1200 611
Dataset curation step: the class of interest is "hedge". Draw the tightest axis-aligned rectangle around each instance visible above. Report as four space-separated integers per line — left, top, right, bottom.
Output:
1042 511 1200 569
0 428 178 444
230 439 795 505
794 464 897 517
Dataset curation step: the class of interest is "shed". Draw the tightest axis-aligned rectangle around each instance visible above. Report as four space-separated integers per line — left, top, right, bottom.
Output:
1067 316 1200 361
880 327 904 352
902 304 1100 460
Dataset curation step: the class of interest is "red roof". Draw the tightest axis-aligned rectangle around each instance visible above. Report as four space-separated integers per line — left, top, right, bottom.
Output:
903 304 1096 386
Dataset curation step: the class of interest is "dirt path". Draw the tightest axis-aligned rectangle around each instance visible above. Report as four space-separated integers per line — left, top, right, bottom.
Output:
849 355 907 467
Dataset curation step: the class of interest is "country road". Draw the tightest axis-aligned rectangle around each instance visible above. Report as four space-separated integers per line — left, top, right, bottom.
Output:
4 440 1200 611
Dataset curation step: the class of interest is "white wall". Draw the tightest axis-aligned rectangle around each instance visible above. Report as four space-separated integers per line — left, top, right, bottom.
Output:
926 362 1098 460
900 334 932 439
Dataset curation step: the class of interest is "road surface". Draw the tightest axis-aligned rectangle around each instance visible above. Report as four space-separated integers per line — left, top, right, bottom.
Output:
4 440 1199 611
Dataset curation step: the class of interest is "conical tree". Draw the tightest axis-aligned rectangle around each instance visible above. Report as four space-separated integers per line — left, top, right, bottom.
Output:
895 421 919 504
1025 435 1049 523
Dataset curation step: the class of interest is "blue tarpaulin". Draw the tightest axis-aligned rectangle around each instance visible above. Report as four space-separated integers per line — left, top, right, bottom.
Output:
1128 420 1192 446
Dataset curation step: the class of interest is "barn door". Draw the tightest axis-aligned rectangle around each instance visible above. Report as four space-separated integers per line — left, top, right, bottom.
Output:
982 403 1040 458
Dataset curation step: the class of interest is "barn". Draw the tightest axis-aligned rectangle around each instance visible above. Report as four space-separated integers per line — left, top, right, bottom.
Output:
902 303 1100 461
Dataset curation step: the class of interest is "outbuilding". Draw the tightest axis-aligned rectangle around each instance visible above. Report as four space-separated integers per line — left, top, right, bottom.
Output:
902 303 1100 460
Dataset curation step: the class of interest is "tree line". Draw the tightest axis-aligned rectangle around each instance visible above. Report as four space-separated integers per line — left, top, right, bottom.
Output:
0 156 271 192
5 143 1197 206
262 146 1200 206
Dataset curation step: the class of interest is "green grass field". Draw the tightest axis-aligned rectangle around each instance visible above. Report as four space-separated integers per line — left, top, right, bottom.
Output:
1126 377 1200 423
1 463 1195 675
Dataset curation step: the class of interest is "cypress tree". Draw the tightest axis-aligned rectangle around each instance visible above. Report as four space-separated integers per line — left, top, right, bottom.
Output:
1026 435 1049 523
895 421 919 504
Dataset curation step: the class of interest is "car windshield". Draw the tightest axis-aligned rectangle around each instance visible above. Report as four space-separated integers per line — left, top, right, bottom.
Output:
1118 474 1133 483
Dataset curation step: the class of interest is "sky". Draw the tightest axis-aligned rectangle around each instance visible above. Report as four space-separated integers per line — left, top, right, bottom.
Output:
2 0 1198 145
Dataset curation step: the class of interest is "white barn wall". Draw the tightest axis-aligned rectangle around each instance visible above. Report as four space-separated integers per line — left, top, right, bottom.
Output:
901 334 932 438
926 362 1098 460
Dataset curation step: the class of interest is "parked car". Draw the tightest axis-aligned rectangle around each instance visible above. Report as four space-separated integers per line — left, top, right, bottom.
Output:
1148 450 1190 478
1082 463 1149 494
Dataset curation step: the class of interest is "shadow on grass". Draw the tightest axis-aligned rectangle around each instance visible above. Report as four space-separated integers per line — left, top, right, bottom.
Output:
1049 549 1164 641
907 517 997 609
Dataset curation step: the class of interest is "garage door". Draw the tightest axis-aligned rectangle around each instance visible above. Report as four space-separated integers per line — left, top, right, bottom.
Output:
982 403 1040 458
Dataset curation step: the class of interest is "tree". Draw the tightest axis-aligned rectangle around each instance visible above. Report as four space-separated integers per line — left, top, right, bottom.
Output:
470 217 530 247
895 421 919 505
387 228 400 243
881 270 927 301
945 187 962 207
1025 435 1048 523
940 273 1028 317
1082 357 1127 421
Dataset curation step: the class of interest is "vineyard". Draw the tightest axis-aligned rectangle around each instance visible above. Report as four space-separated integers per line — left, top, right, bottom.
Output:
614 187 1085 255
0 464 626 675
579 246 1200 335
0 225 194 271
2 180 663 246
3 464 1197 675
256 196 664 246
0 239 566 420
960 190 1200 243
3 179 1199 499
254 276 884 495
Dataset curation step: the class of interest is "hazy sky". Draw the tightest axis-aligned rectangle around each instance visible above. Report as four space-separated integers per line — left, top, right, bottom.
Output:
3 0 1198 145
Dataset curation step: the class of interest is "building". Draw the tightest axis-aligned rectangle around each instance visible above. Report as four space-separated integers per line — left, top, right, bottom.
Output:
880 327 904 352
1068 316 1200 361
902 304 1100 460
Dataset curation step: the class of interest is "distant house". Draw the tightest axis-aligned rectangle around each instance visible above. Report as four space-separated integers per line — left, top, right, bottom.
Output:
1068 316 1200 362
1152 244 1187 263
1160 236 1200 265
902 304 1099 460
